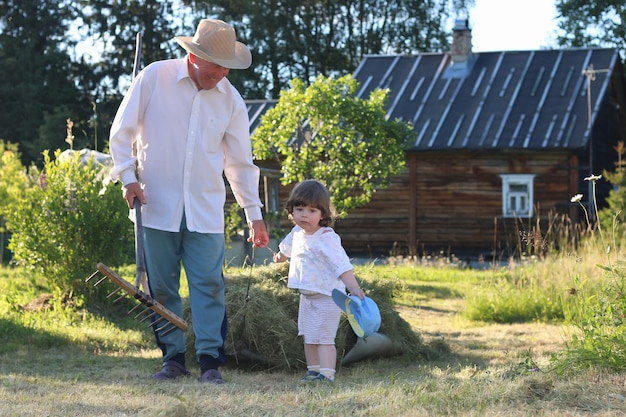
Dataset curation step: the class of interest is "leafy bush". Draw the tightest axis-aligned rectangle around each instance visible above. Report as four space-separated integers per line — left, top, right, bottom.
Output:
0 141 32 263
4 149 134 296
598 141 626 237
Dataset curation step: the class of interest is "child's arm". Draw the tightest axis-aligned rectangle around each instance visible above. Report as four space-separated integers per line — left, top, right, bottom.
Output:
339 270 365 299
273 252 288 263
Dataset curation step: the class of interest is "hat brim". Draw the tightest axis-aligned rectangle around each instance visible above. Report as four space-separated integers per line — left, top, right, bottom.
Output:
174 36 252 70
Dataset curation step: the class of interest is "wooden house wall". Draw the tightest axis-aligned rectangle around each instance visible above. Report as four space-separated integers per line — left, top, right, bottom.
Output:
332 151 578 259
333 174 412 258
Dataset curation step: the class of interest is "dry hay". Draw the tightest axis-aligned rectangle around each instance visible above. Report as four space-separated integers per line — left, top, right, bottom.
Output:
19 293 54 311
184 262 424 370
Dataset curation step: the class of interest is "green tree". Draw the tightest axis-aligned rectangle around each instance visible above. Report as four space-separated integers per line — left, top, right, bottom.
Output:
556 0 626 51
79 0 184 92
252 74 415 216
76 0 188 154
0 0 89 165
188 0 455 98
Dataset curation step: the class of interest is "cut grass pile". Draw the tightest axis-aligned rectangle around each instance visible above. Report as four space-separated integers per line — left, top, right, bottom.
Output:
205 262 426 369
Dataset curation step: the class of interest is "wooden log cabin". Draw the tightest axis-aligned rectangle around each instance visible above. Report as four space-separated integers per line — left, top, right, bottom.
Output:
244 20 626 260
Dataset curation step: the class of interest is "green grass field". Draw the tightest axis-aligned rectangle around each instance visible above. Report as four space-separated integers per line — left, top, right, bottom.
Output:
1 254 625 416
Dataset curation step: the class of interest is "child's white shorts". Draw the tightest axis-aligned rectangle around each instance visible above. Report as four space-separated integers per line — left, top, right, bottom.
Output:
298 293 342 345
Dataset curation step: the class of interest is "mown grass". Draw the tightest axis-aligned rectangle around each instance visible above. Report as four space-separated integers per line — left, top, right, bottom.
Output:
1 250 625 416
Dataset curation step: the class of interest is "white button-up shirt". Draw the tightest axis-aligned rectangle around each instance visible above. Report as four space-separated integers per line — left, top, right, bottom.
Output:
109 58 263 233
280 225 353 296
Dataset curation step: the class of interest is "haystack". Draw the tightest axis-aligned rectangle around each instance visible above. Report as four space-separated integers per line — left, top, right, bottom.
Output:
185 262 423 370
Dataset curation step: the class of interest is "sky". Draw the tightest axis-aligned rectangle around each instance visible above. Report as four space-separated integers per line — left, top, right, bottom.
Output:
465 0 559 52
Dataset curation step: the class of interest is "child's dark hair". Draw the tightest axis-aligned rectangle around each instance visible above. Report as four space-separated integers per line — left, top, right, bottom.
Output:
285 179 336 227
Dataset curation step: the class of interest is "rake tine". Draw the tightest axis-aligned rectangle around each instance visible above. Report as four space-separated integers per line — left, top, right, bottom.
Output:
93 276 109 287
154 321 170 332
106 287 124 298
139 310 158 323
134 306 153 320
95 263 188 332
160 324 178 336
147 316 168 328
127 303 143 315
112 293 129 303
86 270 101 283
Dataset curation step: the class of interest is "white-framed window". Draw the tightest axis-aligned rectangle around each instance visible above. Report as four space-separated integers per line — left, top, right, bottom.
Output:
500 174 536 218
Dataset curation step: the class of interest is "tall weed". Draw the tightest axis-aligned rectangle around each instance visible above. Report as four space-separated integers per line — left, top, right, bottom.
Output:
551 174 626 372
556 261 626 372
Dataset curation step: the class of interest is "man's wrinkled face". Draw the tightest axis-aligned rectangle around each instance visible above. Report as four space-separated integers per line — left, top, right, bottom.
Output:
188 54 230 90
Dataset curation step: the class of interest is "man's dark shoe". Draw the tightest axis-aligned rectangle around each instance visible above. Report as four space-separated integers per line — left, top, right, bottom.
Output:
198 369 224 384
152 360 190 380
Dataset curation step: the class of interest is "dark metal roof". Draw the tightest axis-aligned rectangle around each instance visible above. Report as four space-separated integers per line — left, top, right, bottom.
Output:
247 99 277 134
352 48 620 151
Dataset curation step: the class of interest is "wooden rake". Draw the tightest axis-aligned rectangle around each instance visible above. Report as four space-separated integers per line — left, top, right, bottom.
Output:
86 199 188 336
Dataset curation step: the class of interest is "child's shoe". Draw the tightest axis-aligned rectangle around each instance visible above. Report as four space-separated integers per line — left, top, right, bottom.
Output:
300 370 320 383
312 373 334 383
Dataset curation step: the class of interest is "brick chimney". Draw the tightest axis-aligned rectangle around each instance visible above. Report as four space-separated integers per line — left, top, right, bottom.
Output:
449 19 472 65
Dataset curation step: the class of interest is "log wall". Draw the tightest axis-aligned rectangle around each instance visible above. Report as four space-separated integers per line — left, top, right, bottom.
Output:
333 151 578 258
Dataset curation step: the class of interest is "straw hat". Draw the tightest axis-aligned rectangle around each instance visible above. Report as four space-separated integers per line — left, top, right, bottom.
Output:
174 19 252 69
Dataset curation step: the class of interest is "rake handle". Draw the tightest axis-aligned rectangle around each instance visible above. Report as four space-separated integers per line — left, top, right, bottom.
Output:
132 32 142 79
133 198 148 290
131 33 145 292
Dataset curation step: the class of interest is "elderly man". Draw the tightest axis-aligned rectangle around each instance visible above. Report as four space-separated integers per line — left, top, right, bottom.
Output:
109 19 269 384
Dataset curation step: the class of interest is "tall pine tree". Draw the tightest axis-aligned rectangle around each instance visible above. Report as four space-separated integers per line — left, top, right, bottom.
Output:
0 0 86 164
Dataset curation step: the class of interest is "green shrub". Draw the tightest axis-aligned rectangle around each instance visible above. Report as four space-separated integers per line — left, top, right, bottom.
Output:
0 141 32 264
4 149 134 296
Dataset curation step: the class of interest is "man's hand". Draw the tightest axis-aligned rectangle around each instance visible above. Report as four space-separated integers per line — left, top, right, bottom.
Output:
247 220 269 248
122 182 146 209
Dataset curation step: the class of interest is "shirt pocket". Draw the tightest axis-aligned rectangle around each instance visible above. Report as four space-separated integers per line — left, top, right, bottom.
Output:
200 118 227 154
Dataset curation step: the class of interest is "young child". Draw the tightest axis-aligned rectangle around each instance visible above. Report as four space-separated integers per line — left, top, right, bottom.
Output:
273 179 365 383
